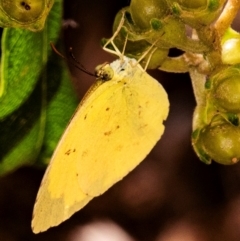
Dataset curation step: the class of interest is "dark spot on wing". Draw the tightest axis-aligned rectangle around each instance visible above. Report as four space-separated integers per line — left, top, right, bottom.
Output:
84 114 87 120
106 107 110 111
82 150 88 157
65 149 71 155
139 124 148 129
65 149 77 155
104 131 112 136
138 105 142 116
116 125 120 129
116 145 123 151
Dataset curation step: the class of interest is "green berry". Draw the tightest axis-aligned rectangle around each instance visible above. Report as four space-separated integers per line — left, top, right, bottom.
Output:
1 0 45 22
197 122 240 165
130 0 169 30
208 66 240 113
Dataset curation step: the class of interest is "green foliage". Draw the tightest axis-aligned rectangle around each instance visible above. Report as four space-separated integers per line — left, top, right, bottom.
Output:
0 0 78 175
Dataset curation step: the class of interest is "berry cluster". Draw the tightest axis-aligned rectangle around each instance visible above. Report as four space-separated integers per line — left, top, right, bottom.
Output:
104 0 240 165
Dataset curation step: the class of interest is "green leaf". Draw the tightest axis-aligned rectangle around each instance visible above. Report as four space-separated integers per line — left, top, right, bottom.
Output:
37 54 79 166
0 0 78 175
0 28 45 119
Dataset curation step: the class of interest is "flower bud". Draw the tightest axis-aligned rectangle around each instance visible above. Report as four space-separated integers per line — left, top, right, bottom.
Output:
130 0 169 30
105 9 169 69
208 66 240 113
0 0 53 31
194 120 240 165
221 28 240 65
1 0 44 22
169 0 227 28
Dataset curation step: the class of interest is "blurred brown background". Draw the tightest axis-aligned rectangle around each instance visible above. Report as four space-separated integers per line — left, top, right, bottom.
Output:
1 1 240 240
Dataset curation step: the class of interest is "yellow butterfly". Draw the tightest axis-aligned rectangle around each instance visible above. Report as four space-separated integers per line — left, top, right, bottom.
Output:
31 16 169 234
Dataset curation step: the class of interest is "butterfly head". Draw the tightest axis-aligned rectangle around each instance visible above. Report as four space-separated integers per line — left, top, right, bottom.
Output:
95 63 114 81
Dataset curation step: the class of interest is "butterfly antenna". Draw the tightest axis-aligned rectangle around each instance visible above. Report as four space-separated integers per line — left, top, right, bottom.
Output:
69 47 88 71
50 43 96 77
103 10 126 59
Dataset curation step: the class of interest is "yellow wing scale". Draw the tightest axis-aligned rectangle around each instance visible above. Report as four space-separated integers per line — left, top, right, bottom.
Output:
32 57 169 233
76 59 169 196
32 148 93 233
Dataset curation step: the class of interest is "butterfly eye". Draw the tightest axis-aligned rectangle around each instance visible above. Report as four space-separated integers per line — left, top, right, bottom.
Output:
0 0 45 23
102 73 111 80
95 64 114 81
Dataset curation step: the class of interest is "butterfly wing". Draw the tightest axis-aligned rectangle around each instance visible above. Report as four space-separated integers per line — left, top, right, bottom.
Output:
31 147 93 233
75 60 169 196
32 59 169 233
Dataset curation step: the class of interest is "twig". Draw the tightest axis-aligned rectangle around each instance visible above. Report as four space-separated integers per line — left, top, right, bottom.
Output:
214 0 240 37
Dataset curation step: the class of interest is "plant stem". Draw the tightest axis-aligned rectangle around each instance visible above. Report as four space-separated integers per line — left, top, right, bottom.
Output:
189 68 207 106
214 0 240 37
